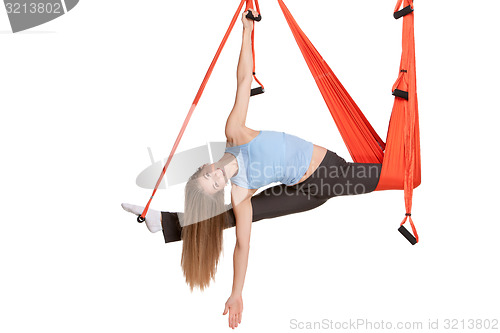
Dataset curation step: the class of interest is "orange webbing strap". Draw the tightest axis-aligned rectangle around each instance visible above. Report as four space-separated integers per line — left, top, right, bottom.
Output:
246 0 265 94
137 0 248 222
393 0 419 244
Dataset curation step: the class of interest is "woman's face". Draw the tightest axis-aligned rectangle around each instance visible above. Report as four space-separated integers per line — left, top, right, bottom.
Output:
198 163 226 195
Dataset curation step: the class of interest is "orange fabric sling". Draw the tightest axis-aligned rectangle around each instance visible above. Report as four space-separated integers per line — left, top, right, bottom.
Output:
277 0 421 243
139 0 421 244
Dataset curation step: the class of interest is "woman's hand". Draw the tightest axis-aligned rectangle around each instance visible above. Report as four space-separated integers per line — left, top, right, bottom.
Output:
223 293 243 329
242 9 257 31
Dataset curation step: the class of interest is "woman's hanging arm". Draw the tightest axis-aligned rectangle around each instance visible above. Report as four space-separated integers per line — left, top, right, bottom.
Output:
223 185 255 329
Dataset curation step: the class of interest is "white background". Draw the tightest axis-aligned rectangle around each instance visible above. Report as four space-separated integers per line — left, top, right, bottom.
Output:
1 0 499 332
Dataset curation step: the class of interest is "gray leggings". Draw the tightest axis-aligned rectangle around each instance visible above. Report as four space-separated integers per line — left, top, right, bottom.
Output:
161 150 382 243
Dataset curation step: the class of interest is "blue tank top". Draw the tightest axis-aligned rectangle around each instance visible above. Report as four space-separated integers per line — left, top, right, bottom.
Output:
224 131 314 189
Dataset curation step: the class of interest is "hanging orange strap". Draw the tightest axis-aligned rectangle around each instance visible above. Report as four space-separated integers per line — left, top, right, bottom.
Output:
392 0 419 244
138 0 263 222
245 0 265 96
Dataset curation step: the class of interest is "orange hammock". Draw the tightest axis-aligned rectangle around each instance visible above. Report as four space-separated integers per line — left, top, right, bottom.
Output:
138 0 421 244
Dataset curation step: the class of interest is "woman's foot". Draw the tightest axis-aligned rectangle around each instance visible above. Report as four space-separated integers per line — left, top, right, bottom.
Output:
121 203 162 233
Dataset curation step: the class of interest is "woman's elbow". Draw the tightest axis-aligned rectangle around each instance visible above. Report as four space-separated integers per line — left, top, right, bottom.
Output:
225 123 239 140
236 240 250 251
237 75 252 89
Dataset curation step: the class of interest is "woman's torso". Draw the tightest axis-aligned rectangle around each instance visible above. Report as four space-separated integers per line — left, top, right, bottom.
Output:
225 128 326 189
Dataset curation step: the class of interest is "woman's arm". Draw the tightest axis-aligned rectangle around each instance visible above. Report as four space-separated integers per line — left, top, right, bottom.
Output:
225 10 256 139
231 196 252 295
223 185 256 329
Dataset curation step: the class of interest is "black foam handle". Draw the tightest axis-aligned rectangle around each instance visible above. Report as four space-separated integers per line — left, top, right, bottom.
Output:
392 89 409 100
394 5 413 19
246 11 262 22
250 87 264 96
137 216 145 223
398 225 417 245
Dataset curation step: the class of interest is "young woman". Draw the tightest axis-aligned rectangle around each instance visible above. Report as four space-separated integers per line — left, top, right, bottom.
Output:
122 9 381 329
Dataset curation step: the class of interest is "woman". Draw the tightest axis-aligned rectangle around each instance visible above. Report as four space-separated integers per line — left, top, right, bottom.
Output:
122 9 381 329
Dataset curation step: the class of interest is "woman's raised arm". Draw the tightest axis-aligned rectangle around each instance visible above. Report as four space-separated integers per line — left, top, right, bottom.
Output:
225 9 257 138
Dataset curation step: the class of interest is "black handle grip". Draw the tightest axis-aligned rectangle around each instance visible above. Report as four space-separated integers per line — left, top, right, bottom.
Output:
137 216 145 223
392 89 409 100
398 225 417 245
250 87 265 96
246 11 262 22
394 5 413 19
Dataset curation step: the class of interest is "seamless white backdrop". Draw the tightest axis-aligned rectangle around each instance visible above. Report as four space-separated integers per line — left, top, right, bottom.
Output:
1 1 499 332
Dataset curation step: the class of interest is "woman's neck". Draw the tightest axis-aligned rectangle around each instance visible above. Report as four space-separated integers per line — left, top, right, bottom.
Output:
215 153 238 181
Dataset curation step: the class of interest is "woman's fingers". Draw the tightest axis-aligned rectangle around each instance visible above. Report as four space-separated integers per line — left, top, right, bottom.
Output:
224 305 242 328
230 313 240 328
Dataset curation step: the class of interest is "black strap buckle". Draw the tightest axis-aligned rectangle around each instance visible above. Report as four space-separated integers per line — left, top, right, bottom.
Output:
392 89 409 100
394 5 413 19
250 86 265 96
398 225 417 245
246 11 262 22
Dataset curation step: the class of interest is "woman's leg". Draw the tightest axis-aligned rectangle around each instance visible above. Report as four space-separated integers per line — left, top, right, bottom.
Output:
161 150 382 243
298 150 382 200
234 184 329 224
161 183 328 243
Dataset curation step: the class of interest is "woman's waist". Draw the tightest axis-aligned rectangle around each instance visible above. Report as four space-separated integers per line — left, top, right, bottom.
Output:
290 145 328 185
246 157 313 186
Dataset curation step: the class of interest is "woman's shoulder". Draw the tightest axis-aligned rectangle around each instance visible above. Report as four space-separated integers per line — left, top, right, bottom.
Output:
230 183 258 201
225 127 260 147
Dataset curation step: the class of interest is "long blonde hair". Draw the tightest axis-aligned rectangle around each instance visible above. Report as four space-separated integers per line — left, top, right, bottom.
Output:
181 165 227 291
